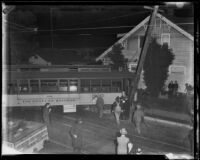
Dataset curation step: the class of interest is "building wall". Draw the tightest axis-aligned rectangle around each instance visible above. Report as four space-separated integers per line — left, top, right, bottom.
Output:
103 17 193 93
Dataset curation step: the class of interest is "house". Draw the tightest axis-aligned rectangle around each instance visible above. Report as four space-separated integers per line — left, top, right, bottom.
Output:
96 13 194 93
29 54 51 65
28 48 90 65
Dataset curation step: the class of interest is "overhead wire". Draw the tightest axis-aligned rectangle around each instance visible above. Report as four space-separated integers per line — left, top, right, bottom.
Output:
3 19 36 30
6 22 194 34
56 10 151 28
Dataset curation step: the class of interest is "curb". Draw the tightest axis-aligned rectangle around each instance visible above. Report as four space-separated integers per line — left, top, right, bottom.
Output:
144 116 192 129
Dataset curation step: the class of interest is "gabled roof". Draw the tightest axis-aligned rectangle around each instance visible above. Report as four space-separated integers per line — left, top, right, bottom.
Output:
96 13 194 61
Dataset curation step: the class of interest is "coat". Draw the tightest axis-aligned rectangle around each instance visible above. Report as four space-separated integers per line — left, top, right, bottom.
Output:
70 124 83 148
43 107 51 124
96 96 104 109
133 109 144 125
117 135 129 154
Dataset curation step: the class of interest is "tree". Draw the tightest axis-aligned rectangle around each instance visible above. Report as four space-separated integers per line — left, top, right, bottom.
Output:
107 43 128 70
143 38 175 97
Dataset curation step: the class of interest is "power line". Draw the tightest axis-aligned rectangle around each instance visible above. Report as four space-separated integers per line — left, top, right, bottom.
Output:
7 23 193 33
57 10 151 28
3 19 36 31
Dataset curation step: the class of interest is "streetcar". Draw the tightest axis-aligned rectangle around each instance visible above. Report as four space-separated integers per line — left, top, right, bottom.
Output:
3 65 134 112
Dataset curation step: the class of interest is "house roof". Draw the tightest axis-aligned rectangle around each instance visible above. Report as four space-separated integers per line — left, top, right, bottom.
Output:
96 13 194 61
36 48 87 65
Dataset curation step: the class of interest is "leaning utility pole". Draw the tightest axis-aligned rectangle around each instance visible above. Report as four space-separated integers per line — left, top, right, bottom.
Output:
128 6 159 122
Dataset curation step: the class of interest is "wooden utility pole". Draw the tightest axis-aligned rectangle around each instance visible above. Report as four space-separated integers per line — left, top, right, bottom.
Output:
128 6 159 122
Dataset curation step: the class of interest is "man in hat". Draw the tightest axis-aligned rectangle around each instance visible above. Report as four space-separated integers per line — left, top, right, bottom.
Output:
133 103 144 134
120 91 129 120
43 103 52 125
117 128 129 154
69 118 83 154
96 94 104 118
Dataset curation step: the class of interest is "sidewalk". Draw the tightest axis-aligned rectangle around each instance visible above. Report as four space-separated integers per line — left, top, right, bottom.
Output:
144 108 192 128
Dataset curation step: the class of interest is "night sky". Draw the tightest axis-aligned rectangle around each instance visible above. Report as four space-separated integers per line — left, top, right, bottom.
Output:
5 3 194 64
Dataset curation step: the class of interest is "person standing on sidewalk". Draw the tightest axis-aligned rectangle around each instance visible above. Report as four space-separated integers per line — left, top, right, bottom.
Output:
117 128 129 154
43 103 52 125
168 81 173 97
133 103 145 134
174 81 179 96
96 94 104 118
69 118 83 154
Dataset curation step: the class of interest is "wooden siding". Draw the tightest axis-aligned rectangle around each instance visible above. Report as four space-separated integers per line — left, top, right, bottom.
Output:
121 18 193 92
101 15 193 92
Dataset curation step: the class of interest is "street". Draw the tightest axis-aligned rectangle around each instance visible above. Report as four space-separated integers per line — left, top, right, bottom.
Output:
7 106 191 154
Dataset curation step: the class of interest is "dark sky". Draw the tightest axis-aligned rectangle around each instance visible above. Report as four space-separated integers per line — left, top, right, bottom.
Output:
8 4 194 49
6 3 194 65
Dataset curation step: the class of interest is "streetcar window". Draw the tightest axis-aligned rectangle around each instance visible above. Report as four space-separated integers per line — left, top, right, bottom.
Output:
101 80 111 92
69 80 78 92
59 80 68 92
80 79 90 92
19 80 29 93
41 80 57 92
91 80 101 92
111 80 122 92
30 80 39 93
7 80 18 94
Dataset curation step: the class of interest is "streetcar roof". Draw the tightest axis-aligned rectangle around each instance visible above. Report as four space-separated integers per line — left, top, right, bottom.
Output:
7 71 134 80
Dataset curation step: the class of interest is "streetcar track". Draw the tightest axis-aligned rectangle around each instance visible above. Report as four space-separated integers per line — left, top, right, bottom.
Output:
60 115 189 152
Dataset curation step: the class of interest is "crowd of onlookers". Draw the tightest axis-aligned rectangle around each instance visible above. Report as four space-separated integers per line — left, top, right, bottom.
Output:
42 90 146 154
167 80 179 97
42 86 194 155
167 81 193 97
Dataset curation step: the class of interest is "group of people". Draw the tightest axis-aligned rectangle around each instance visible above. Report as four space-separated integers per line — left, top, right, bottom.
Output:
68 117 144 154
184 83 193 95
110 92 145 134
42 91 146 154
168 80 179 97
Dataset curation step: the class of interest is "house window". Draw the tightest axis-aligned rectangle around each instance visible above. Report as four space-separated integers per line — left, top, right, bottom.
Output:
121 40 128 49
169 65 186 75
155 18 161 28
138 35 145 49
162 23 171 33
128 63 137 72
161 33 170 46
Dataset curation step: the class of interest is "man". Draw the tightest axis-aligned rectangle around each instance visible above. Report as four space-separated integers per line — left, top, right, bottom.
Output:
43 103 52 125
133 103 145 134
70 118 83 154
96 94 104 118
120 91 128 120
168 81 173 97
174 81 179 96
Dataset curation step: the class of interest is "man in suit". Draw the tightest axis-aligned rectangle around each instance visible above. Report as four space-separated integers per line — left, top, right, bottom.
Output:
120 91 128 120
69 118 83 154
43 103 52 125
96 94 104 118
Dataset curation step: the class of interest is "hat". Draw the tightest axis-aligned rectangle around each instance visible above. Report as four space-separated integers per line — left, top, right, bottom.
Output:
115 96 120 102
120 128 127 135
